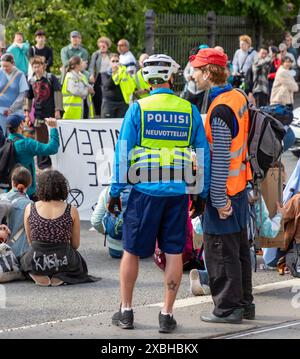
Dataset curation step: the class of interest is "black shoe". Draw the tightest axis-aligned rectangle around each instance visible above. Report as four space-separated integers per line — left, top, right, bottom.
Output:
243 303 255 320
159 312 177 333
201 308 243 324
112 308 134 329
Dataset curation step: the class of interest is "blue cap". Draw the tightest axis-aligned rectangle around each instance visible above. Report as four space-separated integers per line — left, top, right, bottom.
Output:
198 44 209 50
6 114 25 128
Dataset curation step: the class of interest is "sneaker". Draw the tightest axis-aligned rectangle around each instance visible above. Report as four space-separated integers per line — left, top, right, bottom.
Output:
189 269 211 296
159 312 177 333
112 308 134 329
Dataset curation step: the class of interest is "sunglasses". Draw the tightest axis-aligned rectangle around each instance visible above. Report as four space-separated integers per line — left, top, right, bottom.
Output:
111 60 119 63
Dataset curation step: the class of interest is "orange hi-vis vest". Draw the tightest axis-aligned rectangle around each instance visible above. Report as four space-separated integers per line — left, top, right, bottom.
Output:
205 89 252 196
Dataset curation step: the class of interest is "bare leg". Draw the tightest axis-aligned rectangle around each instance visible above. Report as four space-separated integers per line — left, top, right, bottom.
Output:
162 253 183 313
120 251 139 308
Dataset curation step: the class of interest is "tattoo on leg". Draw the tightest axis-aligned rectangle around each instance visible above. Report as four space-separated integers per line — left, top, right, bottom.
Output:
167 280 177 291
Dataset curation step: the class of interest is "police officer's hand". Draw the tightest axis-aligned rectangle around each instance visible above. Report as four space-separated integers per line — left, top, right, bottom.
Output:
189 195 206 219
107 196 122 215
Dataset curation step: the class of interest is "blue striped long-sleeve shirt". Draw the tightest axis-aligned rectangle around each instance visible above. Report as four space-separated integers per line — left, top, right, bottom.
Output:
210 117 231 208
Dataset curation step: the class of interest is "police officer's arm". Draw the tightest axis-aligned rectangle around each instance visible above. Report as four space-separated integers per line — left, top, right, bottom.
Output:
110 103 139 200
190 105 211 199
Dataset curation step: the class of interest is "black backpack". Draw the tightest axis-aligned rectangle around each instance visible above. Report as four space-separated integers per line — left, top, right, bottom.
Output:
236 89 286 182
0 137 20 189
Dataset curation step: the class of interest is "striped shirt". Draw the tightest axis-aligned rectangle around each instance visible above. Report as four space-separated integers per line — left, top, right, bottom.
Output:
210 117 231 208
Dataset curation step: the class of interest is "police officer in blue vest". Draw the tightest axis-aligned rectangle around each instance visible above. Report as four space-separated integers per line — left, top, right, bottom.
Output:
108 54 210 333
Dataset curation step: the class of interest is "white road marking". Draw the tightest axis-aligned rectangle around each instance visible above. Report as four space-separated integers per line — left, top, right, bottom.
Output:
219 320 300 339
148 278 300 308
0 278 299 334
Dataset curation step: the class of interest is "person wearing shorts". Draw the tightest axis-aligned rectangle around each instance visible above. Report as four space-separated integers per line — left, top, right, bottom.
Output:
108 54 210 333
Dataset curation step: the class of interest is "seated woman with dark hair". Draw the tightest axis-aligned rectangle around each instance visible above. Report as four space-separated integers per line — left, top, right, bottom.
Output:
21 170 94 286
0 166 33 258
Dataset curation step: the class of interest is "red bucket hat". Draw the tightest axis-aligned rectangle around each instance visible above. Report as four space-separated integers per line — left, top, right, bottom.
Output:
190 48 228 68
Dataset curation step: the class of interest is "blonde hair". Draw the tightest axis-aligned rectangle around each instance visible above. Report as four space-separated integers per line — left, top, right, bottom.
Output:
239 35 252 47
97 36 112 49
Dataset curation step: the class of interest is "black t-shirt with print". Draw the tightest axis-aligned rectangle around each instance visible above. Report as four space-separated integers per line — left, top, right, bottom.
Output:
27 74 61 119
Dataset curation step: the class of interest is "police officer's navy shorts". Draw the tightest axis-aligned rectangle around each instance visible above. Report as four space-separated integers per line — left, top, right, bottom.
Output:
123 188 189 258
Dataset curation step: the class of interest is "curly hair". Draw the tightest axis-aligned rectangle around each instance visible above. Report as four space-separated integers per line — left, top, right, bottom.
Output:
37 170 69 202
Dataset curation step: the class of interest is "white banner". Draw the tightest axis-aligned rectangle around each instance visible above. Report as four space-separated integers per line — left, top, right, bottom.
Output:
52 119 123 220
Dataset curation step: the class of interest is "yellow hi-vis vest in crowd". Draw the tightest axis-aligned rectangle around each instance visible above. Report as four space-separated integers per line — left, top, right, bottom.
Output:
134 69 151 99
112 65 136 105
130 93 193 181
62 72 94 119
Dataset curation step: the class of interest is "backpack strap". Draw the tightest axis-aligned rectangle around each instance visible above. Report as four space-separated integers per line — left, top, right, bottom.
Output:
0 70 20 97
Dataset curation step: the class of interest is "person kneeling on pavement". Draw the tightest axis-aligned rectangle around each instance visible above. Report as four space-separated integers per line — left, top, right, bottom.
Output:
21 170 96 287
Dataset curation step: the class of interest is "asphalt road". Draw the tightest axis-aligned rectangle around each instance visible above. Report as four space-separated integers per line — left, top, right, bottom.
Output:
0 152 298 338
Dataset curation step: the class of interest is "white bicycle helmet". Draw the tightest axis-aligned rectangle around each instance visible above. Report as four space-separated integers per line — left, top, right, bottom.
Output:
142 54 180 85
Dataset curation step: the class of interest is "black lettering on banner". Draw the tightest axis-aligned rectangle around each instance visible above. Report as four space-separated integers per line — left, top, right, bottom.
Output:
109 129 116 151
87 162 98 187
59 126 79 154
115 129 119 140
79 129 93 156
91 129 106 155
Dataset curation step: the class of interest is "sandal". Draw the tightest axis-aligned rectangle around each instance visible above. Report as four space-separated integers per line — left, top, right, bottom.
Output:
29 273 51 287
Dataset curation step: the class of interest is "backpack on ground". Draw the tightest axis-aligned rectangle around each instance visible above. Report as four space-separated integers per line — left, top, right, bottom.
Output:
0 137 20 189
236 89 286 182
102 187 131 241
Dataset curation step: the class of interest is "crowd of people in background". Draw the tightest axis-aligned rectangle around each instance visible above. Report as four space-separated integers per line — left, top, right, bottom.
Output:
0 28 300 293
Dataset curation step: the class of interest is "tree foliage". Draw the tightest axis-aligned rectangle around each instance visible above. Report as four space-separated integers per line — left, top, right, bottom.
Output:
6 0 146 72
4 0 300 72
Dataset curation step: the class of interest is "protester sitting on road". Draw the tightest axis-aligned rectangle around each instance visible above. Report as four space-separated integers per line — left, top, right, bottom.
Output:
117 39 137 75
189 187 284 296
6 32 30 76
133 53 151 100
6 115 59 200
62 56 95 119
0 166 33 257
89 36 112 117
91 185 132 259
101 53 135 118
0 53 29 134
21 170 95 287
24 56 62 170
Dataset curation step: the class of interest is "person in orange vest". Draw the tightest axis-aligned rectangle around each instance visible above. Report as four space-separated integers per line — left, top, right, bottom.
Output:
190 48 255 324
